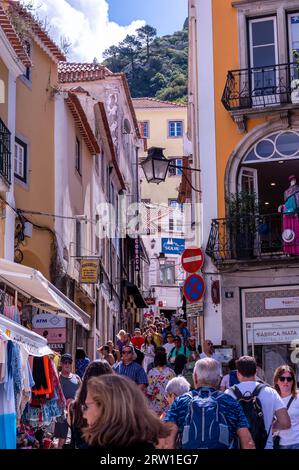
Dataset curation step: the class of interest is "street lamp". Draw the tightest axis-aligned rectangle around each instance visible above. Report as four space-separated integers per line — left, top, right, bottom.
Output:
141 147 201 191
140 147 169 184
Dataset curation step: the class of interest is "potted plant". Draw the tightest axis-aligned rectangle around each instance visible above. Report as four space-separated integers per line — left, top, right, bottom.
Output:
226 191 259 260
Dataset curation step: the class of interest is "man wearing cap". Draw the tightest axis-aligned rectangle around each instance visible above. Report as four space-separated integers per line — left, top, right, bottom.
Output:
131 328 145 350
113 345 148 390
54 353 81 448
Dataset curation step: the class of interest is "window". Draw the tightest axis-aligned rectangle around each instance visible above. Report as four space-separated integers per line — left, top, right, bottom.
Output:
168 199 183 234
14 138 27 182
75 137 81 175
141 121 149 138
76 220 82 257
168 158 183 176
159 261 175 285
168 121 183 137
23 41 32 81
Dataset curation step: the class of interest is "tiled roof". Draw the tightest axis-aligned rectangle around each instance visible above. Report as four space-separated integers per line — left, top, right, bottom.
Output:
59 66 141 140
65 92 100 155
7 1 66 62
58 62 112 83
0 4 31 67
132 97 187 109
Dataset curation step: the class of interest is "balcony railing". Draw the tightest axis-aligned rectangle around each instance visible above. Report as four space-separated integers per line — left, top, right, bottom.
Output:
0 117 11 185
206 213 299 264
222 62 299 111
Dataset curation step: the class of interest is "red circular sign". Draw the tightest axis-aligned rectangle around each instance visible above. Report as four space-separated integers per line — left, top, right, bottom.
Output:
181 246 204 273
183 273 205 303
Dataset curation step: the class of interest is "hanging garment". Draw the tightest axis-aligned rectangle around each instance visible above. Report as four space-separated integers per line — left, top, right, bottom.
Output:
0 339 7 383
0 341 17 449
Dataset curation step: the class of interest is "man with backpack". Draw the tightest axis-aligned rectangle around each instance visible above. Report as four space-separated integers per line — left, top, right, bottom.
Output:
159 358 254 449
225 356 291 449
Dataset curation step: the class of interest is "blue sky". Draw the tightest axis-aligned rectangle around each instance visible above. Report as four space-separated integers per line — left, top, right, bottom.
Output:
108 0 188 36
27 0 187 62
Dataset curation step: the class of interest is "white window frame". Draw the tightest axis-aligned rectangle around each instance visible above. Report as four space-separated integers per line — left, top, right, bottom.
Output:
248 16 279 106
168 158 183 177
159 260 176 285
14 138 27 182
288 12 299 80
168 121 183 138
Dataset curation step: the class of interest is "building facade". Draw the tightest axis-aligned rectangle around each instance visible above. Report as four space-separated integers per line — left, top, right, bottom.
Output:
133 98 188 326
190 0 299 382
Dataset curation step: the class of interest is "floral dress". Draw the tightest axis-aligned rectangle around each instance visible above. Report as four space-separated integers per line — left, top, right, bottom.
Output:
146 366 175 415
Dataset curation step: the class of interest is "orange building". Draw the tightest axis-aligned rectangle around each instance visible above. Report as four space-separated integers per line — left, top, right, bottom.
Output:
189 0 299 381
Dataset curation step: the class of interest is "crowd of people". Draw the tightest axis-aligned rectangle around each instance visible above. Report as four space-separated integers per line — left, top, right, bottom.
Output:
49 317 299 450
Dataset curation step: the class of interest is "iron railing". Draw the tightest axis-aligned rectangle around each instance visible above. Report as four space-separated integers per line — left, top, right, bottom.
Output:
222 62 299 111
206 212 299 264
0 117 11 185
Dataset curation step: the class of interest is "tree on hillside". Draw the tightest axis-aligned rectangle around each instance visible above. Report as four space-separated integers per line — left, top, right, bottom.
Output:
137 25 157 62
102 24 188 102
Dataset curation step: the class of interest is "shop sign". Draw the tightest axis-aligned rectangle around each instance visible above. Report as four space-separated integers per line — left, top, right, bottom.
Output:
265 297 299 310
162 238 185 255
32 312 66 329
186 301 204 317
79 259 99 284
247 322 299 344
48 343 64 350
134 238 140 272
145 297 156 305
33 328 66 343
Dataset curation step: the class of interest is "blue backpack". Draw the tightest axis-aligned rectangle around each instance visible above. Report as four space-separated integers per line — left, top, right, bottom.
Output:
181 389 234 449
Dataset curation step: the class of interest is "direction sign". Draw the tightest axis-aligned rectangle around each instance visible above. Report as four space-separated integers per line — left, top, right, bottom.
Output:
181 246 204 273
183 273 205 303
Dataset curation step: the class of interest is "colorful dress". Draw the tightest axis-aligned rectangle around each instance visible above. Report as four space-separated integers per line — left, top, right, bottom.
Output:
146 366 175 415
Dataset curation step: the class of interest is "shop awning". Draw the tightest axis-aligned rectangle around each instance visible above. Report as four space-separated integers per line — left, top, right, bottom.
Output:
125 282 148 308
0 258 90 330
0 314 53 357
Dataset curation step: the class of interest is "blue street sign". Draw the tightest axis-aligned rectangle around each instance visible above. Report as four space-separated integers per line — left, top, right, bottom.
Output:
183 273 205 303
162 238 185 255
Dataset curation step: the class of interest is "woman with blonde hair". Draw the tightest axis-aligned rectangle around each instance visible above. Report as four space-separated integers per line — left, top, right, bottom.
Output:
273 365 299 449
82 374 172 448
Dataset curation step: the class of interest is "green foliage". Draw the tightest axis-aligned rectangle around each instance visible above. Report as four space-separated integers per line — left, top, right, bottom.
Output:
102 23 188 102
226 191 259 232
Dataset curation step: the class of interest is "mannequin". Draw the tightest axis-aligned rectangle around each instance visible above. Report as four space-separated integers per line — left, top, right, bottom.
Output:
280 175 299 255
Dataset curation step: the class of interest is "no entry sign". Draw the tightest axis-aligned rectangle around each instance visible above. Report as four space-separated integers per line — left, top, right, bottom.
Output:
183 273 205 303
181 246 204 273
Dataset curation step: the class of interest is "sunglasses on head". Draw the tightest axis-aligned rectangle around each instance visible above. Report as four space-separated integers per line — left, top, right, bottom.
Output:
279 376 293 382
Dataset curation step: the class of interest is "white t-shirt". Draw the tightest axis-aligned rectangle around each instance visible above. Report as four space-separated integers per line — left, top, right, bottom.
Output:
225 381 285 449
163 343 175 356
278 394 299 446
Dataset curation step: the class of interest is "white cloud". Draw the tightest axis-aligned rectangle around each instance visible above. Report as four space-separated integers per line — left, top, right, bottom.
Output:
26 0 145 62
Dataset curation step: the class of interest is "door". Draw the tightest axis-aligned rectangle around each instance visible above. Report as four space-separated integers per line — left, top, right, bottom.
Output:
238 167 258 197
249 17 279 106
288 13 299 81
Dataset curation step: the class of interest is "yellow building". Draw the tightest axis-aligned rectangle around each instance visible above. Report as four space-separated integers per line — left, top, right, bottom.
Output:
189 0 299 381
133 98 188 322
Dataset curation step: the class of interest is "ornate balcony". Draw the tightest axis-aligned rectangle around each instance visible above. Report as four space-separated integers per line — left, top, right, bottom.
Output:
222 63 299 132
0 117 11 185
206 213 299 266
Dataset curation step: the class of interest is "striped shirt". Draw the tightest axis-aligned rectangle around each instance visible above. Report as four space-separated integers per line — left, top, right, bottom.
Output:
113 361 148 385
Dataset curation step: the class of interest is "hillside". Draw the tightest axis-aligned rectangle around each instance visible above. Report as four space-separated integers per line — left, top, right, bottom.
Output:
102 24 188 103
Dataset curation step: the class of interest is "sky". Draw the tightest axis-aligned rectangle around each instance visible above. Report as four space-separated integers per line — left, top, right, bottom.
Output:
26 0 187 63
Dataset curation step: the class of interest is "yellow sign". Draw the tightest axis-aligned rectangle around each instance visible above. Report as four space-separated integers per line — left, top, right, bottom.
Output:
79 259 99 284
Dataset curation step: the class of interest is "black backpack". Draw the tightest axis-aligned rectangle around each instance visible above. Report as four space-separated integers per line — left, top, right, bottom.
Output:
231 384 268 449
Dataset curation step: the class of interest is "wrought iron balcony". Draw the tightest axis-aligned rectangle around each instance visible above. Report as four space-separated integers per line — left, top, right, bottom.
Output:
222 62 299 111
0 117 11 185
206 212 299 265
